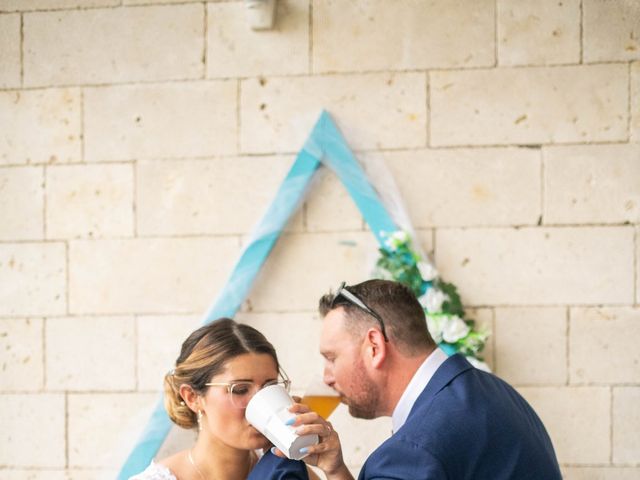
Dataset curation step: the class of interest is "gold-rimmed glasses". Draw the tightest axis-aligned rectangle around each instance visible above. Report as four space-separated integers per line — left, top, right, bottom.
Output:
205 370 291 409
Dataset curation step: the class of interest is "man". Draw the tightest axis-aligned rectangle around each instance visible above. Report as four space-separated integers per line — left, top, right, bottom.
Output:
312 279 562 479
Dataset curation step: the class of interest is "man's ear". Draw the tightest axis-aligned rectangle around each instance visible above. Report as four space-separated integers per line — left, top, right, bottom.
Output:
364 328 387 369
179 384 201 413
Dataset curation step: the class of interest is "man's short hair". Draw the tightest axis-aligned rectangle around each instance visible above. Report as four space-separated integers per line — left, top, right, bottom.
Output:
319 279 436 355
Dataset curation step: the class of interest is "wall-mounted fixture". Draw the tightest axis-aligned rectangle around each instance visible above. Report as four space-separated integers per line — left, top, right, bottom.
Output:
245 0 277 30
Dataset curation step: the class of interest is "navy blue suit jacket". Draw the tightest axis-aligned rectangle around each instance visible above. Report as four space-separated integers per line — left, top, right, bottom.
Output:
358 354 561 480
247 450 309 480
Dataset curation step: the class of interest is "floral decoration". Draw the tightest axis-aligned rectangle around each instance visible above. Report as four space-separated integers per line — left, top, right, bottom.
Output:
374 231 491 371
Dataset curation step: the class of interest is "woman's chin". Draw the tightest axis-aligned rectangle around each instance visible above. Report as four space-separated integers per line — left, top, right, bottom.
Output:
248 428 270 448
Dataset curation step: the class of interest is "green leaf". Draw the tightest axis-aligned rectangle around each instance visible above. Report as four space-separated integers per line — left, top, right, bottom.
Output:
436 280 465 318
373 231 490 360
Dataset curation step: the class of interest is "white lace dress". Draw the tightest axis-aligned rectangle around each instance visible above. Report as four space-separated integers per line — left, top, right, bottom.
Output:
129 461 176 480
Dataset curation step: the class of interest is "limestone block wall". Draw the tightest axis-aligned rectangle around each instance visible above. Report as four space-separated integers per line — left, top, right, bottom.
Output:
0 0 639 478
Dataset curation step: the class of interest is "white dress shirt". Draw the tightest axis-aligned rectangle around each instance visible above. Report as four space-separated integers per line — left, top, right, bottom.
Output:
391 347 449 433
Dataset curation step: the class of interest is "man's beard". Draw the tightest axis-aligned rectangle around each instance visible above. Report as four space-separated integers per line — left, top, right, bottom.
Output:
345 358 380 419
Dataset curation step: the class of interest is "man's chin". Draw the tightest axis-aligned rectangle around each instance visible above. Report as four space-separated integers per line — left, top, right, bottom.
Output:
347 404 377 420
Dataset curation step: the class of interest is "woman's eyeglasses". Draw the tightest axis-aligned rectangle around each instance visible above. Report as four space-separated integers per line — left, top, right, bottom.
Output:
205 370 291 409
331 281 389 342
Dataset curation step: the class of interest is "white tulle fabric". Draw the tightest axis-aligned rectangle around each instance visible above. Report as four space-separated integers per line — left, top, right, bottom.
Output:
128 461 176 480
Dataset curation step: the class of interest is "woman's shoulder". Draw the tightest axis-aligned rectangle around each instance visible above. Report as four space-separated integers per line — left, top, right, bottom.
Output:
128 460 177 480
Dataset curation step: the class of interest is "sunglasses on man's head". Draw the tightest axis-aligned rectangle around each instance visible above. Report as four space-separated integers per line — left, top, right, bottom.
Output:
330 281 389 342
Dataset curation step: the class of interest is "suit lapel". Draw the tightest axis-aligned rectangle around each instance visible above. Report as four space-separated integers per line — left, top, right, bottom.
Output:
406 353 473 420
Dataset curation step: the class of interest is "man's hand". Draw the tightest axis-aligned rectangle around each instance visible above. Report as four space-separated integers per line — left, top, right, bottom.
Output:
272 402 354 480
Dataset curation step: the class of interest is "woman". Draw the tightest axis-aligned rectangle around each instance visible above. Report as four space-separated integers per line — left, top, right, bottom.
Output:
130 318 320 480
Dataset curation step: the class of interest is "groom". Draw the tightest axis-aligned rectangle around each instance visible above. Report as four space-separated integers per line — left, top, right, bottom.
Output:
316 279 561 479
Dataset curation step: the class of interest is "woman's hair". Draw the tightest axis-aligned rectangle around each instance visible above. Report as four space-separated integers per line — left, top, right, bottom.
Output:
163 318 279 429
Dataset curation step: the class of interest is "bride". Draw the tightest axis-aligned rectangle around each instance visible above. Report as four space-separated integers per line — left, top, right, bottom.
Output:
130 318 318 479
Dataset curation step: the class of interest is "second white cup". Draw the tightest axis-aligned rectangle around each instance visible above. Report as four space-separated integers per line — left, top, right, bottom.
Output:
245 384 318 460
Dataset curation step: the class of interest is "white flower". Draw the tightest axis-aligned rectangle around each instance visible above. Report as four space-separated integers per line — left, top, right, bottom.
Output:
417 261 438 281
426 315 444 344
466 356 491 373
384 230 409 251
419 287 449 313
441 315 471 343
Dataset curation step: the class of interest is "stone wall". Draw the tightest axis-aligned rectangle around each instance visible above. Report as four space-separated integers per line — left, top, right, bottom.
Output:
0 0 638 478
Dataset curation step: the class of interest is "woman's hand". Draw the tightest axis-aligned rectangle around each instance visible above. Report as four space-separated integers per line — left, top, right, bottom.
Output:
273 403 354 480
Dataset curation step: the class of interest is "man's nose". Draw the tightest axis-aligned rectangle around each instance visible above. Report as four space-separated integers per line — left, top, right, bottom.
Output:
323 366 335 387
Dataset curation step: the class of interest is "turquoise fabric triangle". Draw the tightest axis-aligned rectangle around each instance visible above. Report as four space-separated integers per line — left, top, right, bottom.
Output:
117 110 398 479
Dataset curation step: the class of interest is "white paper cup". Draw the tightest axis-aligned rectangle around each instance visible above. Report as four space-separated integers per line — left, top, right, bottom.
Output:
245 385 318 460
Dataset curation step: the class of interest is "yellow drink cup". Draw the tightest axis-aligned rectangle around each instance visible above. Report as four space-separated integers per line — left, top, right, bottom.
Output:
300 395 341 420
300 375 340 419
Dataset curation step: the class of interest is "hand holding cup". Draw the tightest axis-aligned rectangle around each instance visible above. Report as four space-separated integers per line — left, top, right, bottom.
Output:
284 402 352 480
